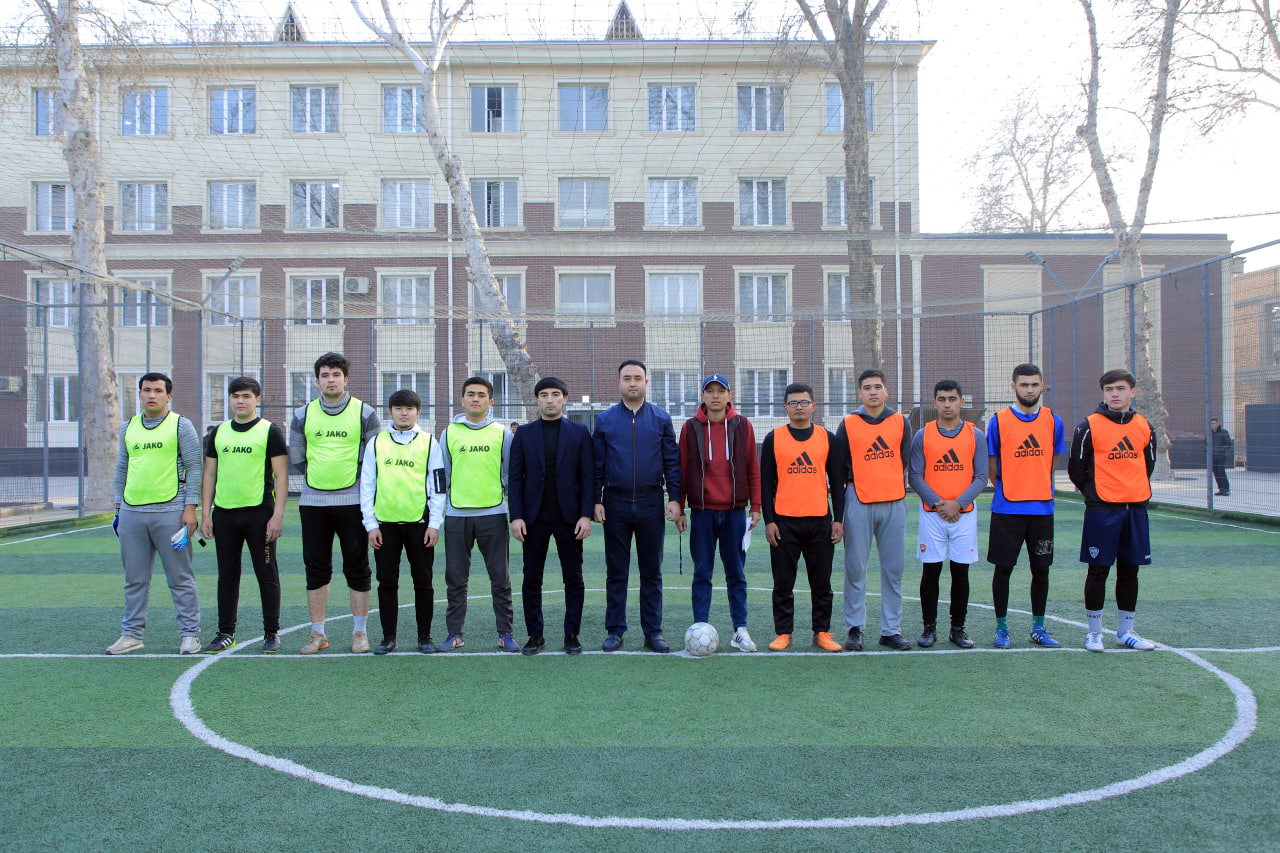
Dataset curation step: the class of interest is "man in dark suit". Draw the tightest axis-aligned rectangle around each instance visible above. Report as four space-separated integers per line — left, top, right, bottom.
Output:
510 377 595 655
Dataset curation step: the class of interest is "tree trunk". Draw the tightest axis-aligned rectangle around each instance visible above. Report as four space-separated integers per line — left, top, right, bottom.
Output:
1115 235 1173 478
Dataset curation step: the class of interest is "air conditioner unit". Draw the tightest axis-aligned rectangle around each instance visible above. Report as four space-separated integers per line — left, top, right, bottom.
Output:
344 276 370 295
0 376 22 393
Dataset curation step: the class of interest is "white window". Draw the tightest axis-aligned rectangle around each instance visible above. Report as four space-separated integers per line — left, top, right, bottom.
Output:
739 179 786 226
208 182 258 230
559 84 608 131
210 87 256 134
382 371 431 415
120 278 170 328
738 84 784 131
34 183 74 231
208 276 260 326
471 180 519 228
827 367 858 422
291 181 340 229
825 177 876 227
825 83 874 133
652 370 699 419
473 274 524 314
482 372 519 421
827 273 853 320
122 88 168 136
382 275 432 324
648 274 699 317
291 276 340 325
381 180 431 229
38 374 80 422
383 85 425 133
470 85 518 132
119 182 168 231
34 89 61 136
647 178 698 226
118 373 141 419
648 84 695 131
33 279 77 328
739 274 787 322
559 179 610 227
739 369 789 418
558 273 611 317
291 85 339 133
290 371 319 408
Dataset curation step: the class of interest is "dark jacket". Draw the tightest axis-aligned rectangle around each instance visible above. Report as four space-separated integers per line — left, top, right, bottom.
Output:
1211 427 1234 465
1068 403 1157 508
509 417 594 527
677 402 761 511
592 401 682 504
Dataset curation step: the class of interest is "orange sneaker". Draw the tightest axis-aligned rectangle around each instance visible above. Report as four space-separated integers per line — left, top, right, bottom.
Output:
768 633 792 651
813 631 841 651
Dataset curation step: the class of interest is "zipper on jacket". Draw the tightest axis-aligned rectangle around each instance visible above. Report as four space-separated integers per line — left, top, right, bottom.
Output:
631 408 637 502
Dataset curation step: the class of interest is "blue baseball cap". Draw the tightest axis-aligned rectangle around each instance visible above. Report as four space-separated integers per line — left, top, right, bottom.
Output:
701 373 731 391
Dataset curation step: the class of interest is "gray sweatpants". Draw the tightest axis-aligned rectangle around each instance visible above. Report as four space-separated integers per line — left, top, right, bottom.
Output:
842 490 908 637
118 505 200 638
443 514 514 635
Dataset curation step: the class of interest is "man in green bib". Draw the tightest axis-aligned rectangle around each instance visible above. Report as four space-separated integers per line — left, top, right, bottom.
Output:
288 353 381 654
107 373 203 655
199 377 289 654
438 376 516 652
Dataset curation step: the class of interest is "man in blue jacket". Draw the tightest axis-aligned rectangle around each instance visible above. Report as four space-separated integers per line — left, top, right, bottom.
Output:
510 377 594 655
593 359 683 652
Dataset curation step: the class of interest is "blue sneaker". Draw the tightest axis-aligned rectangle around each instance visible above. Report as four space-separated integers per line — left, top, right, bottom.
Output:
993 628 1012 648
497 632 519 652
1029 626 1061 647
437 633 465 652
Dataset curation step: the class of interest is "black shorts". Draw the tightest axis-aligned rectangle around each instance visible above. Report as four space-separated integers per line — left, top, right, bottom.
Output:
1079 506 1151 566
299 504 372 591
987 512 1055 571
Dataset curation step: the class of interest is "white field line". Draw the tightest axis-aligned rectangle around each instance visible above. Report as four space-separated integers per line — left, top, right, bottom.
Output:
0 524 112 546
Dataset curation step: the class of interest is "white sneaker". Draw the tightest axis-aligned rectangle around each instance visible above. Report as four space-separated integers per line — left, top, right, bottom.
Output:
1116 631 1156 650
1084 631 1105 653
179 636 201 655
106 635 144 655
730 627 757 652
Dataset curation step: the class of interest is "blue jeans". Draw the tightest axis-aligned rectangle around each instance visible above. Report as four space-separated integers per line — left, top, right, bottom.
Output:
689 507 748 627
603 496 666 639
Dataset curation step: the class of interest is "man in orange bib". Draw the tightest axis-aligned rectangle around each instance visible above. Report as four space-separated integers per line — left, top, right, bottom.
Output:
1068 369 1158 653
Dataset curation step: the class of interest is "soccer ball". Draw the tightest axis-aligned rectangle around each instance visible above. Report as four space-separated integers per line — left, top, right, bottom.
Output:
684 622 719 657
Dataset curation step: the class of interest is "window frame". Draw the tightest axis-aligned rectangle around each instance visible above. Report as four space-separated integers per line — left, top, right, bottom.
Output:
34 88 61 137
121 87 169 136
647 177 699 227
736 271 790 323
469 179 520 228
470 271 525 316
209 87 256 135
824 82 875 133
382 84 426 134
118 181 170 232
738 178 787 227
645 270 701 318
380 178 433 230
650 369 700 419
558 83 609 132
737 368 790 418
555 267 614 326
469 85 518 133
825 176 877 228
207 180 259 231
32 182 75 232
557 178 611 228
290 180 342 230
290 275 342 326
290 84 340 134
116 275 171 328
647 83 696 132
737 84 785 132
379 271 434 325
205 273 261 326
31 278 78 329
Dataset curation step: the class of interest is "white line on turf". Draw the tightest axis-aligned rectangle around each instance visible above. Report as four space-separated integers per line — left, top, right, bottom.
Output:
0 524 112 546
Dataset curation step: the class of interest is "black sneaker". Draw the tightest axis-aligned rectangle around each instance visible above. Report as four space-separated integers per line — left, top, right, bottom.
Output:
564 635 583 655
949 626 975 649
201 632 235 654
418 638 437 654
844 626 863 651
522 635 545 655
261 633 281 654
878 633 911 651
374 638 397 655
918 622 937 648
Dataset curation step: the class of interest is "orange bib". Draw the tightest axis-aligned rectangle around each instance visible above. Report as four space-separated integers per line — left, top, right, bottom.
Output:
772 426 831 517
844 412 907 503
922 420 976 512
996 407 1056 502
1087 413 1152 503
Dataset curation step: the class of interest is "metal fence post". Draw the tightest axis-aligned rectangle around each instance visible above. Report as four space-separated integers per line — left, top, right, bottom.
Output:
41 310 49 505
1203 262 1214 510
76 279 85 517
1071 298 1080 429
1128 282 1136 372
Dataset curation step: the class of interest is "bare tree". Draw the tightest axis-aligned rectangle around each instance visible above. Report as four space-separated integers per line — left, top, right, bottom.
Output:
794 0 885 374
351 0 540 403
1173 0 1280 123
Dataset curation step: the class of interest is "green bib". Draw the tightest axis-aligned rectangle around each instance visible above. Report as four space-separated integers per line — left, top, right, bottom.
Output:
446 421 505 509
373 431 432 523
303 397 362 490
123 411 180 506
214 419 272 509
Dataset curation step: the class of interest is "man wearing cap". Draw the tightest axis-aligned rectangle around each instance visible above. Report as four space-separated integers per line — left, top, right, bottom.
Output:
676 373 762 651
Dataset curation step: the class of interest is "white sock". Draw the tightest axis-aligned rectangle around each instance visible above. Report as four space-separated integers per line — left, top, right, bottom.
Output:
1086 609 1104 633
353 616 368 634
1117 610 1135 637
312 622 325 636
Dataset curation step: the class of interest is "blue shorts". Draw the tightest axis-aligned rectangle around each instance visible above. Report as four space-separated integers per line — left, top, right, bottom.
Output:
1079 507 1151 566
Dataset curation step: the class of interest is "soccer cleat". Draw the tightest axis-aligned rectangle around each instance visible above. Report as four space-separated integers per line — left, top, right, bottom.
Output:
813 632 842 651
299 632 329 655
993 628 1012 648
200 633 235 654
106 635 144 655
1116 631 1156 650
844 626 864 651
918 622 937 648
437 633 465 652
179 636 201 655
1029 626 1062 647
498 632 520 652
374 638 397 655
948 627 975 649
351 632 371 654
730 627 757 652
878 634 911 651
1085 631 1105 652
770 633 793 651
261 633 281 654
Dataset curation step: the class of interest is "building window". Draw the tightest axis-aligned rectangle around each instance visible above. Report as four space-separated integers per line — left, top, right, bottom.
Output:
473 274 524 314
1271 305 1280 364
826 367 857 422
647 178 698 226
34 89 61 136
208 276 260 326
382 372 431 416
382 85 425 133
558 179 610 227
825 83 874 132
33 279 77 328
739 179 786 226
559 84 608 131
289 372 319 408
381 179 431 229
558 273 611 317
210 87 256 134
739 369 789 418
737 84 784 131
208 373 258 422
121 88 168 136
827 273 853 321
34 183 74 231
120 278 170 328
291 85 339 133
652 369 699 419
648 274 699 316
470 85 517 132
648 84 695 131
483 372 519 421
291 276 340 326
119 182 168 231
37 374 80 422
825 177 876 227
118 373 141 419
471 180 519 227
739 274 787 322
208 182 258 230
382 275 432 324
291 181 340 229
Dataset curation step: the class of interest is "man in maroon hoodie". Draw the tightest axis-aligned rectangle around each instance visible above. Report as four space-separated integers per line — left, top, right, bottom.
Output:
676 374 762 651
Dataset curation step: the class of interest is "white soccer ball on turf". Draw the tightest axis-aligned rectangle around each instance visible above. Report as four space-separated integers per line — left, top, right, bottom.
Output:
684 622 719 657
